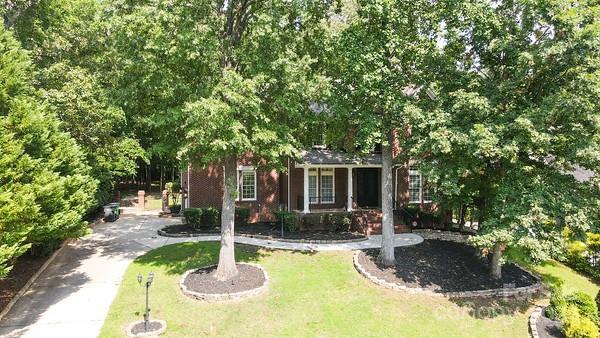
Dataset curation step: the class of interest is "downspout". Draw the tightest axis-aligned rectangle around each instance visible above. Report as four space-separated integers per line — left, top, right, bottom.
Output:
394 166 399 210
287 158 291 211
187 163 191 209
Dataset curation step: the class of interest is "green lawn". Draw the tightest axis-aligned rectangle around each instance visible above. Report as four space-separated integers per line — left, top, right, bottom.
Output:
531 260 599 298
100 242 535 338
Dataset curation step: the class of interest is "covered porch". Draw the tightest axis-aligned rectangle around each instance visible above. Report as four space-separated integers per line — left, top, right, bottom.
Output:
291 149 383 214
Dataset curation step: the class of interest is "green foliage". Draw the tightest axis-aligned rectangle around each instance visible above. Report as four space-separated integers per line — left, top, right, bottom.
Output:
303 213 324 229
273 211 299 232
546 286 566 320
562 305 599 338
11 0 147 207
201 207 220 228
400 0 600 275
235 208 251 227
0 25 97 275
326 212 352 232
565 292 599 322
183 208 202 229
565 235 600 282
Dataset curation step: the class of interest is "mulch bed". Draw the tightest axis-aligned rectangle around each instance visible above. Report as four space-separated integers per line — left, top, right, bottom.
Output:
0 254 48 312
357 240 537 293
130 320 165 335
158 223 366 241
182 264 266 295
537 309 565 338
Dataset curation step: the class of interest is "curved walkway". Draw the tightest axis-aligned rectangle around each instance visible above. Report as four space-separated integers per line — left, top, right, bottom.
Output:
0 214 422 338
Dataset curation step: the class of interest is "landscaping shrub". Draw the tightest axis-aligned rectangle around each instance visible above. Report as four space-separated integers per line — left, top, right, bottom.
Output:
546 286 567 320
273 211 299 232
565 237 600 282
201 207 220 227
596 291 600 316
562 305 599 338
303 213 324 229
565 292 599 321
235 208 250 226
326 212 352 232
170 204 181 214
183 208 203 228
399 206 420 226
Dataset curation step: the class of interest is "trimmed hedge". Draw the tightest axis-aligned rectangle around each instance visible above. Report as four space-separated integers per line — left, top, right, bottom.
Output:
563 305 599 338
235 208 250 226
183 208 203 229
201 207 219 227
326 212 352 232
273 211 299 232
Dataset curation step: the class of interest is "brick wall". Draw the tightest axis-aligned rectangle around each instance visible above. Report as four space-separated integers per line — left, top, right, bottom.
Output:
185 161 280 223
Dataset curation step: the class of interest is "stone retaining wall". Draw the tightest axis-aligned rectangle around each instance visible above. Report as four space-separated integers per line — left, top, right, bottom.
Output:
353 251 544 298
179 263 269 302
529 306 544 338
412 229 472 244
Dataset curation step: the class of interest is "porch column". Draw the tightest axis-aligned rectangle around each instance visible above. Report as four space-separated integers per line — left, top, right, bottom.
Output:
347 167 353 211
303 166 310 213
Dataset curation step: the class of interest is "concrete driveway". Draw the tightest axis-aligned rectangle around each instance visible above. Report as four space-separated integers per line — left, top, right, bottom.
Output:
0 214 422 338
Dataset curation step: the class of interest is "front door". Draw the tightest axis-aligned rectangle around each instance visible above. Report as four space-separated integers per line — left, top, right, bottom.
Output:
356 168 379 208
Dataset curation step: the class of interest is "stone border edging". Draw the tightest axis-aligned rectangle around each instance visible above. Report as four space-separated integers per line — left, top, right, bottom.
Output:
411 229 472 244
237 233 368 244
529 305 544 338
158 227 368 244
179 263 269 302
352 250 544 298
126 319 167 337
0 238 73 322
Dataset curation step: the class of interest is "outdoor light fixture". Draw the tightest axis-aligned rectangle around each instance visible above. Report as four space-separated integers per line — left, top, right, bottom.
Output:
137 272 155 332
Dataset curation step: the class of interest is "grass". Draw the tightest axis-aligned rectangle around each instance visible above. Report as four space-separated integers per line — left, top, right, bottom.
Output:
532 260 599 298
100 242 535 338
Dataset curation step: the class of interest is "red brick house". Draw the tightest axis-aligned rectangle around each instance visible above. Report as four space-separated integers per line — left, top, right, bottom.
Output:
181 147 437 234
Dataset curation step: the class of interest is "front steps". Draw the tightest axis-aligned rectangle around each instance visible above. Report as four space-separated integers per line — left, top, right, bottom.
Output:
353 209 411 236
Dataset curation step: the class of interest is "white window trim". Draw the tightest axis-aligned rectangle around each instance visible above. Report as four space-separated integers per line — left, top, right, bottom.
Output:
408 166 433 204
320 168 335 204
308 168 319 204
239 169 257 201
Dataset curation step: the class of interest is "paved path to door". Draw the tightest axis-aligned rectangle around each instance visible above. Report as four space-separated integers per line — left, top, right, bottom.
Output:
0 214 422 338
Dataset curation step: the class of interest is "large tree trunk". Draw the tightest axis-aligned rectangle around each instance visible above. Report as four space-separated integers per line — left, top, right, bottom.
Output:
378 131 396 267
490 243 503 280
214 155 239 281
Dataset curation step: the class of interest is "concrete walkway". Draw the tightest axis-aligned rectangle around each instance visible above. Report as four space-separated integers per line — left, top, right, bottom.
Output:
0 214 422 338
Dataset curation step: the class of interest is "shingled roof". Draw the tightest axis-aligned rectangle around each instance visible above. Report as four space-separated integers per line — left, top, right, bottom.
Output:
299 149 382 165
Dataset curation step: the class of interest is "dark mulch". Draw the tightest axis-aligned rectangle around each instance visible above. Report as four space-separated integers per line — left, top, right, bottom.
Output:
358 240 537 293
0 254 48 311
159 223 365 241
130 320 165 335
537 309 565 338
183 264 266 294
159 223 220 236
237 223 365 241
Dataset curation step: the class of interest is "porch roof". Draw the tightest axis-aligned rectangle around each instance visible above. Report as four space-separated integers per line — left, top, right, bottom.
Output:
298 149 382 166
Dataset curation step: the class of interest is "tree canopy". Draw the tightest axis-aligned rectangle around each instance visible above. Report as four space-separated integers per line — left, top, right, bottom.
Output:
401 0 600 278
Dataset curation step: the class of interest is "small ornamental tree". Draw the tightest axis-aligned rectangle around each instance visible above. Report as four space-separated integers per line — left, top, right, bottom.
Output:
402 0 600 279
179 1 337 281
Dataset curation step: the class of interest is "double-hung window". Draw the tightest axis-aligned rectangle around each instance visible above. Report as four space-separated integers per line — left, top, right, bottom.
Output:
408 165 434 203
308 169 319 204
320 168 335 204
240 170 256 201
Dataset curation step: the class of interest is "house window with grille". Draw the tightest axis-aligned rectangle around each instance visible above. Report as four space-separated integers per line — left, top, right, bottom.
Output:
408 166 422 203
240 170 256 201
308 168 318 204
409 165 434 203
320 168 335 203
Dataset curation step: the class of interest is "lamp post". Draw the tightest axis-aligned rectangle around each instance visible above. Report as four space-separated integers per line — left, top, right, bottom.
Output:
137 272 154 332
